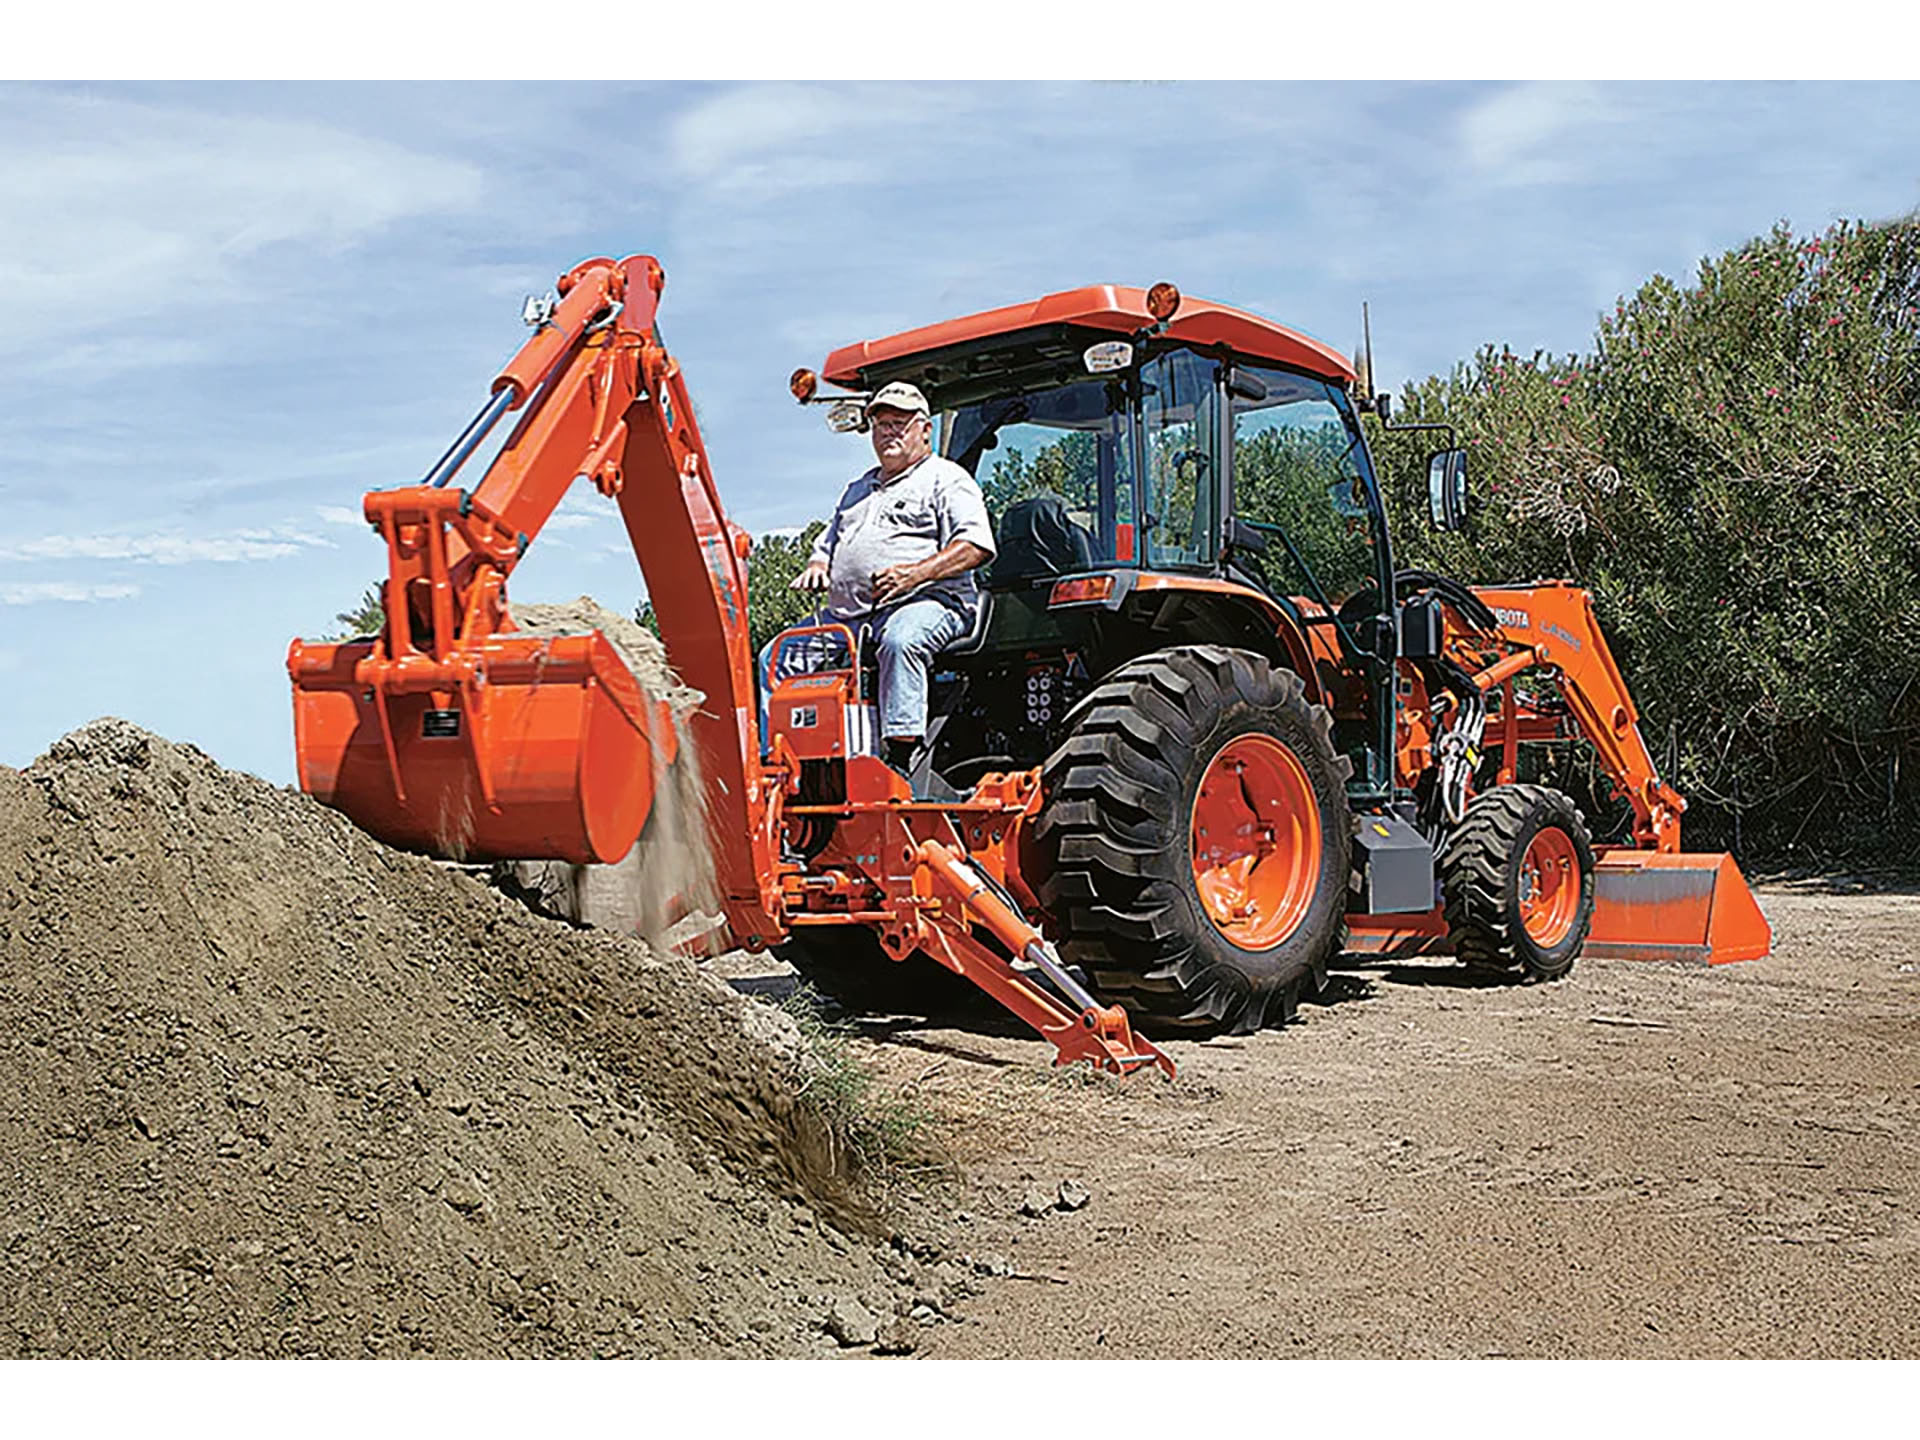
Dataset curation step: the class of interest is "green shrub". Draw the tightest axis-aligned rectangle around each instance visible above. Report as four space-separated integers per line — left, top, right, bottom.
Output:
636 520 829 659
1372 217 1920 862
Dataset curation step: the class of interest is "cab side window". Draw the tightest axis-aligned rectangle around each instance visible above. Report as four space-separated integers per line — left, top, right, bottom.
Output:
1141 349 1222 570
1230 368 1377 610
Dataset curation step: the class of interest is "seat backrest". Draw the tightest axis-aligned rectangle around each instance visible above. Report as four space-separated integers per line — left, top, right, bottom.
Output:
991 493 1095 585
942 588 994 657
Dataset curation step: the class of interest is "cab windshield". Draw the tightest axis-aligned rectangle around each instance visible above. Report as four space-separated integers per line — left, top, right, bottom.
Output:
941 376 1136 584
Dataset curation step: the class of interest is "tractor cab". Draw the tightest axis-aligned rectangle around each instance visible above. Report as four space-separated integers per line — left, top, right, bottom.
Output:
796 283 1400 800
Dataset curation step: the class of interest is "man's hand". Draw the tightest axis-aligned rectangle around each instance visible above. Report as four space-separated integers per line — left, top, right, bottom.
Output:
790 559 829 593
870 561 924 606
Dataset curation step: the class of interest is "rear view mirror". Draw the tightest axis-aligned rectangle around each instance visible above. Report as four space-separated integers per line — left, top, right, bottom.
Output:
1428 449 1469 530
1227 517 1270 556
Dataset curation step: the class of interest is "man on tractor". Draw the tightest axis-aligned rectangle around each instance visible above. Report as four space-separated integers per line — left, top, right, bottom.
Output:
788 381 995 776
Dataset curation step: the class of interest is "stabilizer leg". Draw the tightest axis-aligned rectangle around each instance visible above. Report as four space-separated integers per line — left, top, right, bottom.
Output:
904 839 1175 1078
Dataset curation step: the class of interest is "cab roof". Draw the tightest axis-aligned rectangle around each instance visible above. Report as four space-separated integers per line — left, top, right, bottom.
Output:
821 284 1355 388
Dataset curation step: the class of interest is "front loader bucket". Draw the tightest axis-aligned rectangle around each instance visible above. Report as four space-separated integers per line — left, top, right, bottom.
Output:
1584 849 1771 965
288 630 673 865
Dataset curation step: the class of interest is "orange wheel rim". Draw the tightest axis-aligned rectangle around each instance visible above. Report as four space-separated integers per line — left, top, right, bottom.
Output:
1519 827 1580 947
1190 734 1322 951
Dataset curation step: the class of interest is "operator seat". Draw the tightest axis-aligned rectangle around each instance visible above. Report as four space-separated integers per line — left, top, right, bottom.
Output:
941 586 995 657
990 493 1095 586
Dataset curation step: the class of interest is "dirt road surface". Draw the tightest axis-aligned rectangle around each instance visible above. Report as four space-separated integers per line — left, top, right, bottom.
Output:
820 880 1919 1358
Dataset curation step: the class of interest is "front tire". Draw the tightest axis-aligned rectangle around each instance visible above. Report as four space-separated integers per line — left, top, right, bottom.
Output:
1034 646 1352 1034
1440 784 1595 981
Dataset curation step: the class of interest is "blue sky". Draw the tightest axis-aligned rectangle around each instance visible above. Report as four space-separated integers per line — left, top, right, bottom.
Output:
4 79 1919 783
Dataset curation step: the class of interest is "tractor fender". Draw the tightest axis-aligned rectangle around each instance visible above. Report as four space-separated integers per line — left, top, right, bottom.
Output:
1117 575 1323 706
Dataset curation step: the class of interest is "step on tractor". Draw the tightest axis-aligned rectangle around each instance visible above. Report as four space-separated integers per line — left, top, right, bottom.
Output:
288 254 1772 1079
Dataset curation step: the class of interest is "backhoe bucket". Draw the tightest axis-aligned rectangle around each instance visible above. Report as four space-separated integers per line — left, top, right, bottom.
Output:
1584 849 1771 965
288 630 673 866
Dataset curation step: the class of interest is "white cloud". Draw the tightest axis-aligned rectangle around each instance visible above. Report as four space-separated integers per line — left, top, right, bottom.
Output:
0 527 331 565
668 84 866 177
0 89 484 354
316 505 366 526
664 83 978 202
0 581 140 605
1456 82 1618 185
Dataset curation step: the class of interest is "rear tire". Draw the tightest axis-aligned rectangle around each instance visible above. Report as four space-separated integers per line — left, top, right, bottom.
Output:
1440 784 1595 981
1034 645 1352 1034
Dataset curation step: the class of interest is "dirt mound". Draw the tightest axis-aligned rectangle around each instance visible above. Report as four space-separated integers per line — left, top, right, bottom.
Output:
505 598 722 953
0 719 908 1358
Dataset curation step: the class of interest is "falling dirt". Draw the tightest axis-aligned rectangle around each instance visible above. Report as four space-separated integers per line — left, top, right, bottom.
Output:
505 598 721 953
0 719 922 1358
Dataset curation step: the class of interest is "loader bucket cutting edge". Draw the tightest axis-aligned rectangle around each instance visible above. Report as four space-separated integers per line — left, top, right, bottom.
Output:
1584 849 1771 965
288 630 666 866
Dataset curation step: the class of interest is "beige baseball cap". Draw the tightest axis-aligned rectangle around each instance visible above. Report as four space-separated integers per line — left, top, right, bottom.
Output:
864 381 930 417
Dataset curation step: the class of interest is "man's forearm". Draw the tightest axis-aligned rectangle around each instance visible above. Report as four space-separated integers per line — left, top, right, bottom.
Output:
903 541 991 587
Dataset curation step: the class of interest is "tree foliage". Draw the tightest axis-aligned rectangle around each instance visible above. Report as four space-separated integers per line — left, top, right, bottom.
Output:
1370 217 1920 861
324 586 385 642
981 434 1100 516
635 521 831 659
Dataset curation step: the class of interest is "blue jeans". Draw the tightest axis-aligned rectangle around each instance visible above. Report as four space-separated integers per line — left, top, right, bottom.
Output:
869 598 970 741
758 597 969 751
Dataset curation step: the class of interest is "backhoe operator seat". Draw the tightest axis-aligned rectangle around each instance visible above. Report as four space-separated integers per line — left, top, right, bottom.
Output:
942 586 994 658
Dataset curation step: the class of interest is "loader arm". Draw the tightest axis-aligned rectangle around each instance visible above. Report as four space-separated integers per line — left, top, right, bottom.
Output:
289 255 782 945
1460 583 1685 851
1356 578 1771 966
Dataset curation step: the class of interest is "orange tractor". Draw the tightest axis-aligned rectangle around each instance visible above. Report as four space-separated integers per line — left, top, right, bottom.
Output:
287 254 1771 1079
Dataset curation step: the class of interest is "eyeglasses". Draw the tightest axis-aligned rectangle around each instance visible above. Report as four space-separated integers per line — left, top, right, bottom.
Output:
869 412 925 432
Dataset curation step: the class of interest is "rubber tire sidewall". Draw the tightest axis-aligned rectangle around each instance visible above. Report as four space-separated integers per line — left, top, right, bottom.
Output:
1441 784 1595 983
1172 682 1350 996
1036 646 1351 1034
1503 798 1595 980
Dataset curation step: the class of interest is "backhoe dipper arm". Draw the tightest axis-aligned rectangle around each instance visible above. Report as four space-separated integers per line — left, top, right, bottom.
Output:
604 259 785 946
1465 583 1687 851
481 254 780 942
301 255 781 940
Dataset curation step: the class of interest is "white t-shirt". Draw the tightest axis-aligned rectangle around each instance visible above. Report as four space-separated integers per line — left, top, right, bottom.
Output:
810 454 997 620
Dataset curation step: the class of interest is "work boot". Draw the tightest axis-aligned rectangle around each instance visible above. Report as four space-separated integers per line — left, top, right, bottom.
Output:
883 737 962 802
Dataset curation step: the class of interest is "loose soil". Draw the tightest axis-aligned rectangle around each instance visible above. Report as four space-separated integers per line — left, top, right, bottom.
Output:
818 879 1920 1357
0 720 922 1358
5 709 1914 1357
